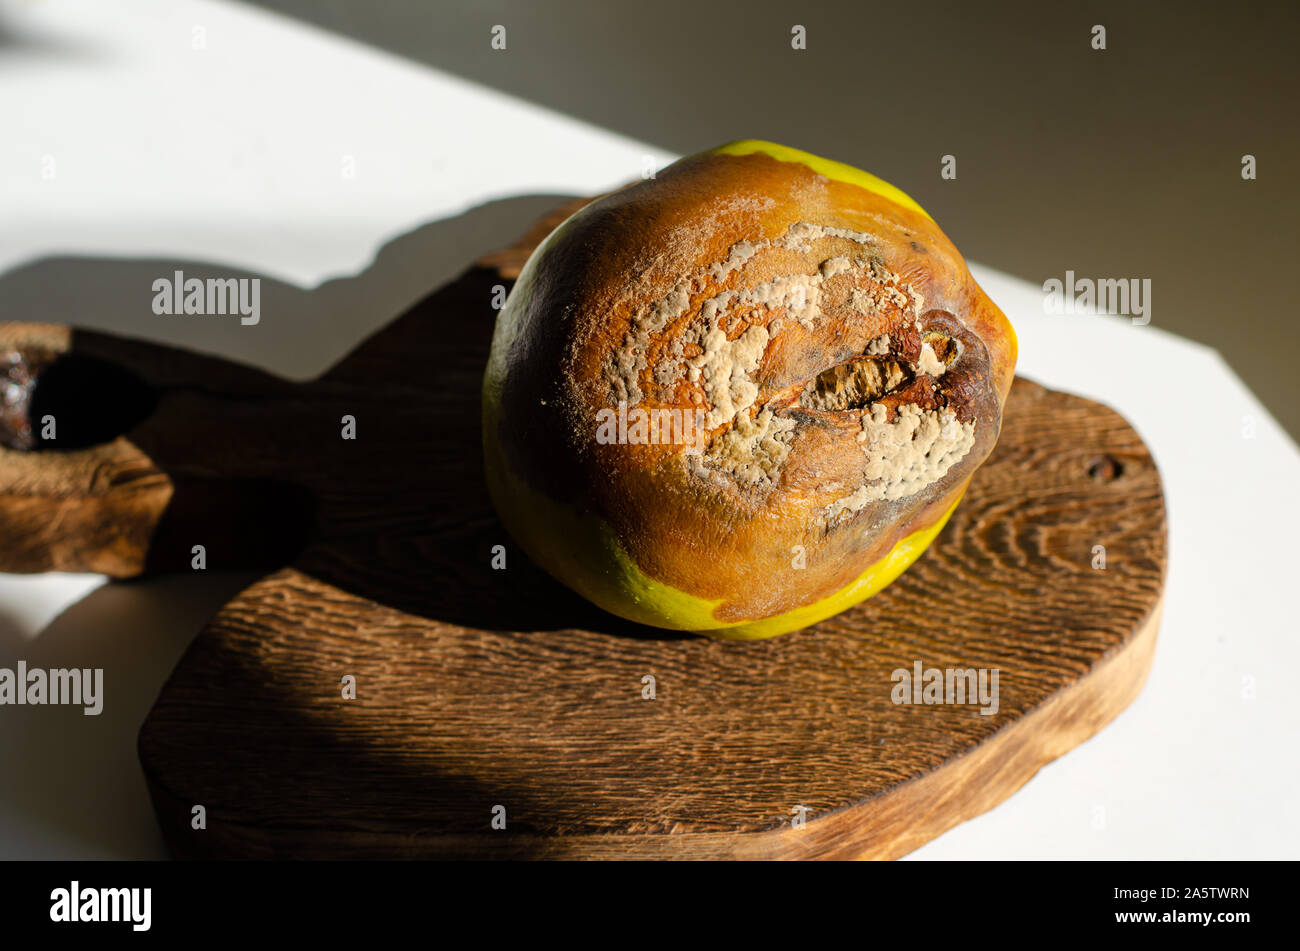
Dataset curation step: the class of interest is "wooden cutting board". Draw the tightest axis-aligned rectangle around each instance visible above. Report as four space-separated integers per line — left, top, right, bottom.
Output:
0 199 1166 859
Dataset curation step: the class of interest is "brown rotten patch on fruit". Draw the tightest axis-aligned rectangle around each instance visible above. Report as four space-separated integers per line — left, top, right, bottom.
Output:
489 146 1016 626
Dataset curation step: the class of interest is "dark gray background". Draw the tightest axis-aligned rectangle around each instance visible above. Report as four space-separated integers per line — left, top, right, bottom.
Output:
245 0 1298 436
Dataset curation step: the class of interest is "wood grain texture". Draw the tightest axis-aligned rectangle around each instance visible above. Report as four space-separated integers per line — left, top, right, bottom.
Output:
2 197 1167 859
136 373 1165 859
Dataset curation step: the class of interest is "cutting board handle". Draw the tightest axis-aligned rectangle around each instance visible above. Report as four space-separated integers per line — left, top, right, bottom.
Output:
0 322 314 576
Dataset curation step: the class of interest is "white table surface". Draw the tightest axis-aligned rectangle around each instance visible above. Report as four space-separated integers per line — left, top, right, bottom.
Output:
2 0 1297 860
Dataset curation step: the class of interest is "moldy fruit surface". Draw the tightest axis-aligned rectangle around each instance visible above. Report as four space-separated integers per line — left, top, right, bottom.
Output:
483 140 1017 639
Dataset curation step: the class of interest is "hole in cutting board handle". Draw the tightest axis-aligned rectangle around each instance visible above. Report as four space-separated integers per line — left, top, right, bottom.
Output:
2 349 158 451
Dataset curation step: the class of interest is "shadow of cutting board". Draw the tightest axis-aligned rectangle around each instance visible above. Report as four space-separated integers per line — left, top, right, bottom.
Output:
0 198 1166 859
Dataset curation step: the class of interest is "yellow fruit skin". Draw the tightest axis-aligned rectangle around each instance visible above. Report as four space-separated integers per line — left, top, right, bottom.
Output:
710 140 933 220
483 141 975 638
